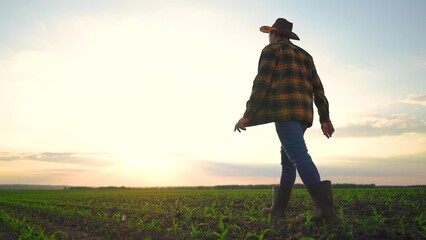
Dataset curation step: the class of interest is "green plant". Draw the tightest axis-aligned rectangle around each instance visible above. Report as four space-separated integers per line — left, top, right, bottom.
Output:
212 219 229 239
371 207 386 224
190 222 208 238
415 213 426 236
165 218 180 236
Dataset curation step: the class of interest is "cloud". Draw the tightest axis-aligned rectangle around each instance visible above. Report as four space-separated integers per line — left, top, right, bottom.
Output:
189 159 279 177
183 153 426 185
403 95 426 106
322 152 426 180
0 152 114 167
336 114 426 137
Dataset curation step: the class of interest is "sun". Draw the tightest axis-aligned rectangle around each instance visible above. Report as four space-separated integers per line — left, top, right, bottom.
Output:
112 145 185 186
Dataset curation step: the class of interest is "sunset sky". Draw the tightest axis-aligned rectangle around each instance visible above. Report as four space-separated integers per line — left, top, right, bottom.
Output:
1 0 425 187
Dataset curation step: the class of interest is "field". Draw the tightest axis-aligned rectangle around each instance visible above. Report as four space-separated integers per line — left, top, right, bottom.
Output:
0 186 425 239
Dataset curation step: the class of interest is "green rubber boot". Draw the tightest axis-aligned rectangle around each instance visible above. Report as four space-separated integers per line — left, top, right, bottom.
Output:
262 186 292 218
306 180 339 223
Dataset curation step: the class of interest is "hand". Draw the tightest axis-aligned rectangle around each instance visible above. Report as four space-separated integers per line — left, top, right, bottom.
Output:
234 117 249 133
321 121 335 138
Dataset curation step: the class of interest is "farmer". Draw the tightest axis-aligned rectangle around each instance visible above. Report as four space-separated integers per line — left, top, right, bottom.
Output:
234 18 338 223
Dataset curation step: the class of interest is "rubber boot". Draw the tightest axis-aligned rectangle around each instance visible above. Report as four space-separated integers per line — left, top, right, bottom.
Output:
306 180 339 223
262 186 292 218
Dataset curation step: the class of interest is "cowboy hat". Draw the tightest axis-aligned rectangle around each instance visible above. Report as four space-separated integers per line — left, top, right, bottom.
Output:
260 18 300 40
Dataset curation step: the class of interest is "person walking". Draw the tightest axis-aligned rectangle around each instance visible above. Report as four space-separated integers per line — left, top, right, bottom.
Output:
234 18 338 223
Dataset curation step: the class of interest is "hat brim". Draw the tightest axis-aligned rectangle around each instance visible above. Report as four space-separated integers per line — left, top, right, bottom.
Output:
260 26 276 33
259 26 300 40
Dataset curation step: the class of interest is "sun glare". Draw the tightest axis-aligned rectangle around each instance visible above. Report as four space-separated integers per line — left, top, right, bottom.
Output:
113 145 185 186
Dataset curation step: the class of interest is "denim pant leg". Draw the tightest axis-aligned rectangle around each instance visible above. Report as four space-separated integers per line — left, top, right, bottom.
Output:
279 146 297 189
275 121 321 187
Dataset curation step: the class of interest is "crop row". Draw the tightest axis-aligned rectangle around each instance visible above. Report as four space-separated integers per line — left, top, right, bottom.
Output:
0 209 67 240
0 187 425 239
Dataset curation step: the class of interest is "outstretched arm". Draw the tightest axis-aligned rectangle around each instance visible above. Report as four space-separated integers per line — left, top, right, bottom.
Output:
321 121 335 138
234 117 249 133
234 45 277 133
242 45 277 121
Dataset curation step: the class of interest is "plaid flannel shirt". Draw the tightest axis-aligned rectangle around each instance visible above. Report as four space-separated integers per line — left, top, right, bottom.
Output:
243 41 330 128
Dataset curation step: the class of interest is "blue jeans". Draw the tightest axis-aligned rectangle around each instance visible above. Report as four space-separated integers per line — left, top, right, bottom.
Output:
275 121 321 189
